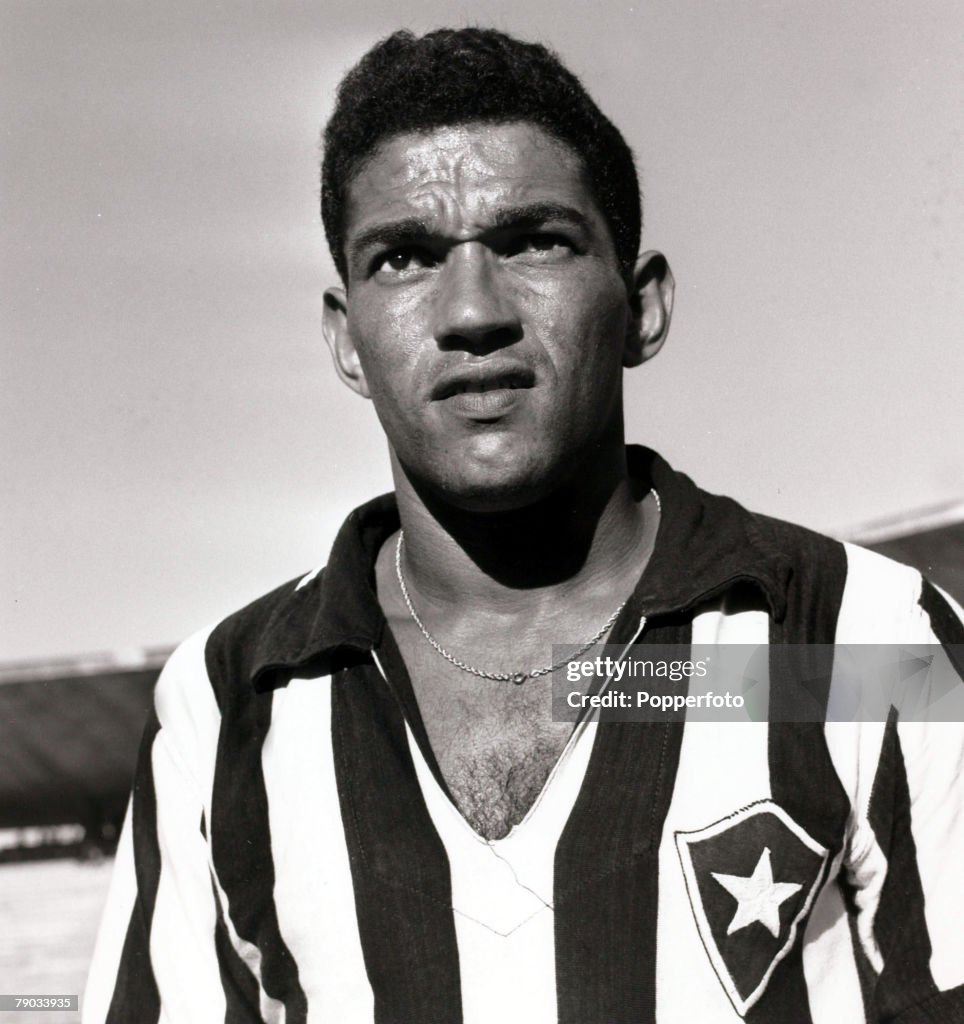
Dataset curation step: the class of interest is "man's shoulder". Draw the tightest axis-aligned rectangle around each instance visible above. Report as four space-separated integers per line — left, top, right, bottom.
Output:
740 495 954 648
657 450 935 638
211 567 325 655
205 565 335 705
156 569 324 715
747 502 920 590
162 494 396 710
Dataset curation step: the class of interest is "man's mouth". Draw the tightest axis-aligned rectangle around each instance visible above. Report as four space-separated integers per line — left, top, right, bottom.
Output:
447 376 530 396
432 364 536 401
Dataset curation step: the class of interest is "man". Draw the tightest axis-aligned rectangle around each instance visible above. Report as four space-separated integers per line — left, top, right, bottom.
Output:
85 27 964 1023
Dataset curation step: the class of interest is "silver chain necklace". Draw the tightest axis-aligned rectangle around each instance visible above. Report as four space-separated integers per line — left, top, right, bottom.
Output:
394 488 661 685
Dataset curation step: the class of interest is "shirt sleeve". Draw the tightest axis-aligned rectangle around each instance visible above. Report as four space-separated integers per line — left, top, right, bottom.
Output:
83 630 229 1024
848 581 964 1024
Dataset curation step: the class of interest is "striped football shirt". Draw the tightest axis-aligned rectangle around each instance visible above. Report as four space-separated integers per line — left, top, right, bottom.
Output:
84 447 964 1023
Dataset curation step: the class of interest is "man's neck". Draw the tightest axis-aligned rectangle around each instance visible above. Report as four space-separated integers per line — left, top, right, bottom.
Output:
388 444 655 617
375 442 660 841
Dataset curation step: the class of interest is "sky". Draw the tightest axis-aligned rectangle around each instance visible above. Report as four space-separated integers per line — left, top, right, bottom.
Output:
3 0 962 662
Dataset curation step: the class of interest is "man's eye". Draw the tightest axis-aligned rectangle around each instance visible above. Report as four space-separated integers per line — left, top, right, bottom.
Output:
373 246 436 275
506 233 574 258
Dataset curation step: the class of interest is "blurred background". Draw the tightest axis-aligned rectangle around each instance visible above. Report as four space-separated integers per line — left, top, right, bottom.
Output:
2 1 962 1018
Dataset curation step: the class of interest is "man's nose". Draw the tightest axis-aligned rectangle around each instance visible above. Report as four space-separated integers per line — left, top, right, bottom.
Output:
431 243 522 353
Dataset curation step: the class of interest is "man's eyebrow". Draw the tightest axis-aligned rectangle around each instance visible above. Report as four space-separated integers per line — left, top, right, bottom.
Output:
348 217 430 266
347 203 590 267
491 202 590 232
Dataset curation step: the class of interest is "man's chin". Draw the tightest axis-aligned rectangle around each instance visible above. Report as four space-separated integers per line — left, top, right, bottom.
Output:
434 483 549 515
402 455 568 515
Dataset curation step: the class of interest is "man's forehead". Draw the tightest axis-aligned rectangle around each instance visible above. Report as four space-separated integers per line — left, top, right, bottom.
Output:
344 122 596 233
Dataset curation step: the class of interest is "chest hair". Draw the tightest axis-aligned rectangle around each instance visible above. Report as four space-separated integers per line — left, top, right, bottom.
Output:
407 659 575 840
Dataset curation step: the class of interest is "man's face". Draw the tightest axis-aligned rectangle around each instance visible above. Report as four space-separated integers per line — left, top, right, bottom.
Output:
327 122 640 511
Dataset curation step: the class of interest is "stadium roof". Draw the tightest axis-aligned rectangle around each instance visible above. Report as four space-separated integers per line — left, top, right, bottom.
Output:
0 648 169 833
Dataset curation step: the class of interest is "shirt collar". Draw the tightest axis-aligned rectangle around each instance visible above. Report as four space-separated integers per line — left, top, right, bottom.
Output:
249 446 791 689
632 446 791 619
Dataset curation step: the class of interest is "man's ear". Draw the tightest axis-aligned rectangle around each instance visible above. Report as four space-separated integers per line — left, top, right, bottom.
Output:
623 250 675 368
322 286 370 398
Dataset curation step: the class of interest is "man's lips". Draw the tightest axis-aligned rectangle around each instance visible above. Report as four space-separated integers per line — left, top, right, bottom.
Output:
431 362 536 401
441 388 523 418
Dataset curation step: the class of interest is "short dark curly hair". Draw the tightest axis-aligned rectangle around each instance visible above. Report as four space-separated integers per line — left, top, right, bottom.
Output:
320 28 641 283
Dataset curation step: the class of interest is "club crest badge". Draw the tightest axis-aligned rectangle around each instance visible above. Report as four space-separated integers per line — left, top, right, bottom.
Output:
675 800 829 1016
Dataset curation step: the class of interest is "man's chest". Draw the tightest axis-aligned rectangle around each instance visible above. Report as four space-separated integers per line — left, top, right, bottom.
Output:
214 666 856 1024
396 635 576 840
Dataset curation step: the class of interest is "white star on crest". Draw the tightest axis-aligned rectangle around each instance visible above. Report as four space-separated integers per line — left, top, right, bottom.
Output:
711 846 802 938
